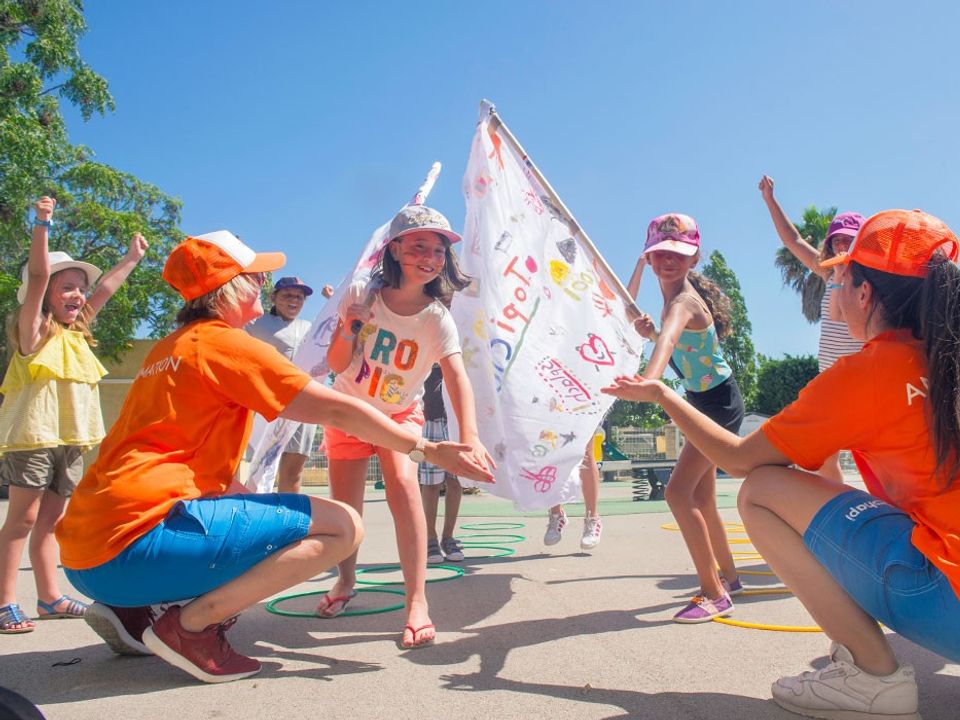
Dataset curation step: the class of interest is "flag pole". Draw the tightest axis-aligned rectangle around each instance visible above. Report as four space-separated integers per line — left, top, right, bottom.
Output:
411 161 441 206
481 100 641 318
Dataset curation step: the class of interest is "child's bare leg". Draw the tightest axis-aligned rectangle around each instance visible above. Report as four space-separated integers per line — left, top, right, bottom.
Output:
323 458 369 600
664 442 725 599
420 483 441 541
378 448 433 646
277 452 308 494
817 451 845 483
440 474 461 540
581 447 600 517
0 487 42 630
692 468 737 585
30 490 69 606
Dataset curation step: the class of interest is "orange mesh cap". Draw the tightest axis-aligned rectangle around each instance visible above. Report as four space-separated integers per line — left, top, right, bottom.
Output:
163 230 286 300
821 209 959 278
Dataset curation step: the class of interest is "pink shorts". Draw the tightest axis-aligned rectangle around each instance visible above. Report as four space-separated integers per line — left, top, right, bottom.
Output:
323 403 425 460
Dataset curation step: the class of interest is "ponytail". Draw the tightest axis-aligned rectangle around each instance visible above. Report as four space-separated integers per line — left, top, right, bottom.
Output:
851 255 960 487
920 257 960 487
687 272 732 339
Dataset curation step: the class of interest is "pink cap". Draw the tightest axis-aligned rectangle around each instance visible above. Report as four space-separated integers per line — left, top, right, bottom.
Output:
643 213 700 256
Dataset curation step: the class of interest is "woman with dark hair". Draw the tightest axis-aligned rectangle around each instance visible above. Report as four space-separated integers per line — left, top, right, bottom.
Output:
55 230 492 684
604 209 960 719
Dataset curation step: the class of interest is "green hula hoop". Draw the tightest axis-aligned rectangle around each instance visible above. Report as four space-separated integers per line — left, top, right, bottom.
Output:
266 586 405 618
355 564 465 586
456 533 525 544
460 544 516 558
460 522 526 530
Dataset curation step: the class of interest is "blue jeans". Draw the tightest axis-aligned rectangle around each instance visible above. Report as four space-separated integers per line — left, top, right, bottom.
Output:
66 493 311 607
804 488 960 662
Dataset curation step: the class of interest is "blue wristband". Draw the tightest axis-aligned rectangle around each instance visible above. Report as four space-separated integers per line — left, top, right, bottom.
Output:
32 218 53 228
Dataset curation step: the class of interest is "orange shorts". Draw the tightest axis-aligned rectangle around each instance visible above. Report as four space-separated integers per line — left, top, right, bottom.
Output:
322 403 425 461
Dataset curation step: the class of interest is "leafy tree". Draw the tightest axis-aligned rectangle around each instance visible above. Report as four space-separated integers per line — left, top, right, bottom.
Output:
701 250 759 408
1 0 182 361
753 353 818 415
773 205 836 323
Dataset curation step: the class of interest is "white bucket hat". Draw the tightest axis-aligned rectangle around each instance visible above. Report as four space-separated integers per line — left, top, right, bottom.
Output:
17 251 102 304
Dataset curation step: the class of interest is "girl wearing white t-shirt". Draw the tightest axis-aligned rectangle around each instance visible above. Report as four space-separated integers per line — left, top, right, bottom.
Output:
321 205 494 649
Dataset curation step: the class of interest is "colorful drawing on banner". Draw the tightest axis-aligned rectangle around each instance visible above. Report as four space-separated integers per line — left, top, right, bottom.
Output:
520 465 558 493
531 443 547 458
615 327 640 358
509 212 526 225
496 231 513 253
549 260 569 286
539 430 558 449
578 333 616 366
559 431 577 447
535 356 600 414
461 338 479 370
522 189 544 215
592 293 613 318
556 237 577 263
487 126 504 169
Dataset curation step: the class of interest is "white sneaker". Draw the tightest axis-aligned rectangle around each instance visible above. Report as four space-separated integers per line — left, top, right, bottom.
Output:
580 515 602 550
543 510 567 546
772 643 920 719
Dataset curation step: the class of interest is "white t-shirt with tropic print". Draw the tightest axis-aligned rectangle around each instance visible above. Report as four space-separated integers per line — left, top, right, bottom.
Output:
331 281 461 416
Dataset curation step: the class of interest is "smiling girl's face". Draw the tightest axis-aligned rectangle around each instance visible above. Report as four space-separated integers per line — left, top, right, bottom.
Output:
391 231 447 285
45 269 89 325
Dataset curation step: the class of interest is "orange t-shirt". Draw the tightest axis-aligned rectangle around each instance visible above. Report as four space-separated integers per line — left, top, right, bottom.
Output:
762 329 960 596
56 319 311 570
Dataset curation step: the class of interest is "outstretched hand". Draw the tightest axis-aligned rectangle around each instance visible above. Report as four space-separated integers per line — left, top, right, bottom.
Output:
601 375 666 404
428 441 495 483
758 175 775 202
126 232 149 262
35 196 56 221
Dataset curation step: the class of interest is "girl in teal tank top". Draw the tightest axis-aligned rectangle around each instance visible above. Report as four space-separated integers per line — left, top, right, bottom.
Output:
623 213 744 624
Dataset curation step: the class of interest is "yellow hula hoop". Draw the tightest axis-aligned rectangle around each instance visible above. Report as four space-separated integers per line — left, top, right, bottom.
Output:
713 588 823 633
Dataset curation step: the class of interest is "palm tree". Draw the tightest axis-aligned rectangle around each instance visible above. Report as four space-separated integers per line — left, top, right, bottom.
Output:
774 205 836 323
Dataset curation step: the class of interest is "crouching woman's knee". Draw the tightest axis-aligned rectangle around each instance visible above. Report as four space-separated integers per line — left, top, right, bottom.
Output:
736 466 776 518
307 497 364 552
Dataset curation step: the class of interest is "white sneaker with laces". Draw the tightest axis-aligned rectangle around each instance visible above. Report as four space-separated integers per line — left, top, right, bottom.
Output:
580 515 602 550
543 510 567 546
772 643 920 719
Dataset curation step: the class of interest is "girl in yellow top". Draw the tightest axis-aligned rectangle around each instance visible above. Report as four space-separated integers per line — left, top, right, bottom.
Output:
0 196 147 634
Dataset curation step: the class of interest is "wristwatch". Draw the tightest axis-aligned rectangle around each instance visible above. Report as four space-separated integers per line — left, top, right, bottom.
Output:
409 435 427 464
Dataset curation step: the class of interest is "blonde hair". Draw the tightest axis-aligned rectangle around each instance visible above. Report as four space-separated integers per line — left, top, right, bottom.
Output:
175 272 262 326
5 269 98 354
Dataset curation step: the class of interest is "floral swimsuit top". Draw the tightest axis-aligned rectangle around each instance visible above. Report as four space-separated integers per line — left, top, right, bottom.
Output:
668 293 732 393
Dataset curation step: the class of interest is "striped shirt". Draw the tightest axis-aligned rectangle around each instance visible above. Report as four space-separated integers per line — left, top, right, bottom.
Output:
818 286 863 372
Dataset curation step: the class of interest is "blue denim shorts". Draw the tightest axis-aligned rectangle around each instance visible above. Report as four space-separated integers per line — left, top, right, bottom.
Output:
804 488 960 662
66 493 311 607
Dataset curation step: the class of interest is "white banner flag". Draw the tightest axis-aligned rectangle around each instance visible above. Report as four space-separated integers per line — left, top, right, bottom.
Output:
245 164 443 492
452 102 644 510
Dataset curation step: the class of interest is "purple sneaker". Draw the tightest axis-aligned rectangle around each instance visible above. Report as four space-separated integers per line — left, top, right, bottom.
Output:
721 577 744 597
672 593 733 624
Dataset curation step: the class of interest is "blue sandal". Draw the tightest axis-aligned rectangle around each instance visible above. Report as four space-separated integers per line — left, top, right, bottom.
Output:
0 603 35 633
37 595 87 620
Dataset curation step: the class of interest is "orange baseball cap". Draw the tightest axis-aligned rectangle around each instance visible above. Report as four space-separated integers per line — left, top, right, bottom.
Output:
821 209 959 278
163 230 286 300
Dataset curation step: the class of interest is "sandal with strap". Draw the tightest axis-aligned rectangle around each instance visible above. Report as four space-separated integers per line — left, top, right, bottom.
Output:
37 595 88 620
399 622 435 650
0 603 35 634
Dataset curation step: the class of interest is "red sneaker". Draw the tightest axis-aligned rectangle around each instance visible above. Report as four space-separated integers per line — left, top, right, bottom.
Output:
142 605 261 683
85 602 155 656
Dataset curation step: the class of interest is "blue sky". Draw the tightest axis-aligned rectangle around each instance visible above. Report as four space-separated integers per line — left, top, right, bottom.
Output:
63 1 960 359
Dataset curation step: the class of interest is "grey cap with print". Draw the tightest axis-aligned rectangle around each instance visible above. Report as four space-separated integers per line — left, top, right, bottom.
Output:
388 205 461 245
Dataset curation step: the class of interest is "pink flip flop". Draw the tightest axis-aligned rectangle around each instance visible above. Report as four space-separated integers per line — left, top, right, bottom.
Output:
315 590 358 618
399 622 435 649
